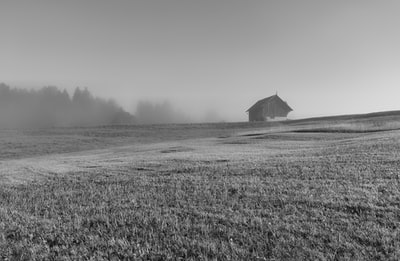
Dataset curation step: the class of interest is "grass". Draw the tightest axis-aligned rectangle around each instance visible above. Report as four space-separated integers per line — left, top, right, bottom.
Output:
1 114 400 260
0 122 273 161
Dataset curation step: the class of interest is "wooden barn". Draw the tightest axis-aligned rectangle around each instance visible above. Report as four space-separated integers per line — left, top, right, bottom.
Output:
246 94 293 122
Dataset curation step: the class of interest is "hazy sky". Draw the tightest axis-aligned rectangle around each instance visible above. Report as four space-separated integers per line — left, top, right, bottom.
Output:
1 0 400 121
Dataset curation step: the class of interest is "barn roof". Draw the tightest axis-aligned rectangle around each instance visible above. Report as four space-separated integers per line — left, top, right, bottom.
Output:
246 94 293 112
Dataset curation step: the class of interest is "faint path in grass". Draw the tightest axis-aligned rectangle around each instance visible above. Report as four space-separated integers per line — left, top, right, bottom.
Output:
0 129 320 185
1 126 399 186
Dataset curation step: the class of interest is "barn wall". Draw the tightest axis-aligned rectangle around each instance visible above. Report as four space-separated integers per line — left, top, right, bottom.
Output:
263 100 290 118
249 108 265 121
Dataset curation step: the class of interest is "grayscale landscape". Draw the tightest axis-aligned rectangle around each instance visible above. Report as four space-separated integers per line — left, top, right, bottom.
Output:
1 1 400 260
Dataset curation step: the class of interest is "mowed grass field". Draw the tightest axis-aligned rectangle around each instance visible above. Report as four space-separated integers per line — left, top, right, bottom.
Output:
1 112 400 260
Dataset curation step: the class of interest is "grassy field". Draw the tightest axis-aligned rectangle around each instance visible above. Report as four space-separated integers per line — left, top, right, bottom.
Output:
1 112 400 260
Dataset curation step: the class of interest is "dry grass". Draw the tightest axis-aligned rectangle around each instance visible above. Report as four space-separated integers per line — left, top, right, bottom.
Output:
1 118 400 260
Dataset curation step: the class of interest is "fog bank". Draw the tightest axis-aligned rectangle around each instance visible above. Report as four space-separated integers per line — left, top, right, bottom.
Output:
134 100 226 125
0 83 135 128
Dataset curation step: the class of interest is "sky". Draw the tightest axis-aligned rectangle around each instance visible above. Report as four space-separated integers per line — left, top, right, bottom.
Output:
1 0 400 121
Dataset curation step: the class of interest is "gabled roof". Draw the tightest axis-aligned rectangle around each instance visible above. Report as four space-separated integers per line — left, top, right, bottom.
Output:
246 94 293 112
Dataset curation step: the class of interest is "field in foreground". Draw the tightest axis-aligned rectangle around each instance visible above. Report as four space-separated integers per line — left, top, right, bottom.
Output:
1 112 400 260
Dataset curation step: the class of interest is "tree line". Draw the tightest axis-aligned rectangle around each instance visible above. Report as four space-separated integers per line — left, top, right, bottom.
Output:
0 83 224 128
0 83 135 128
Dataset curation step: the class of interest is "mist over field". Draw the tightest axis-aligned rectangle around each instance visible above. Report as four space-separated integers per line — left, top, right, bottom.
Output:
0 83 134 128
0 83 227 128
135 100 225 125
